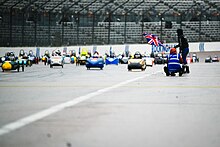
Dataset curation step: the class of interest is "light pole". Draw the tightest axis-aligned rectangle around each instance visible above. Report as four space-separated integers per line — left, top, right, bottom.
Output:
123 12 127 43
159 13 164 41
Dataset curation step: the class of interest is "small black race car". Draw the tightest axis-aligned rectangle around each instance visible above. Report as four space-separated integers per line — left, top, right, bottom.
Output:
205 56 212 63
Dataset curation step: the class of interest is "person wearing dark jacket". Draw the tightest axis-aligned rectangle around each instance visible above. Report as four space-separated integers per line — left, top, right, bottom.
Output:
174 29 190 73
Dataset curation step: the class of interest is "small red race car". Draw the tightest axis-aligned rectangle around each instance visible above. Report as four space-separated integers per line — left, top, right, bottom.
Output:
186 55 193 64
212 55 219 62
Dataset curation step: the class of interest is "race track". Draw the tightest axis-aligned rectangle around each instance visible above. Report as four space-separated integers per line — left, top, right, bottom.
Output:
0 60 220 147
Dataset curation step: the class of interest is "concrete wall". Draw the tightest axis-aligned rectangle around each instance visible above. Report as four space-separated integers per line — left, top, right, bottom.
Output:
0 42 219 57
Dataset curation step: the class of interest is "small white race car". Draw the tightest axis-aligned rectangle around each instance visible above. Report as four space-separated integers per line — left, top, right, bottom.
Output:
63 54 71 64
143 54 154 67
50 56 64 68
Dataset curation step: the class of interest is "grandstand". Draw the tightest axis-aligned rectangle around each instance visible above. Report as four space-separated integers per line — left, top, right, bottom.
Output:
0 0 219 47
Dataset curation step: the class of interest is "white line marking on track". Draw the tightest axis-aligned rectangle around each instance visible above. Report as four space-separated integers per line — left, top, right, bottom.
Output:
0 71 161 136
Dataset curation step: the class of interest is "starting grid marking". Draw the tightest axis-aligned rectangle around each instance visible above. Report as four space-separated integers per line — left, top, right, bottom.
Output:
0 85 220 89
0 71 161 136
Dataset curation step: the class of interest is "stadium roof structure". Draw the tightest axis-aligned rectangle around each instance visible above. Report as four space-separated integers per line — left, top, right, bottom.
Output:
0 0 219 15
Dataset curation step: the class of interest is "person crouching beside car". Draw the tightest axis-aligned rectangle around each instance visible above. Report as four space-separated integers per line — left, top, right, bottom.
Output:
164 48 183 76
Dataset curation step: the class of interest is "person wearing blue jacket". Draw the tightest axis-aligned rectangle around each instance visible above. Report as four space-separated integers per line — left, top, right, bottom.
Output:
164 48 183 76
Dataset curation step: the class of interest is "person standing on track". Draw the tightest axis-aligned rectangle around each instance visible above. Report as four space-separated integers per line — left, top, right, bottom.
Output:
174 29 190 73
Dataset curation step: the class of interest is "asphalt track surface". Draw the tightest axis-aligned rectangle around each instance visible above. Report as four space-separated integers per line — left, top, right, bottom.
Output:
0 59 220 147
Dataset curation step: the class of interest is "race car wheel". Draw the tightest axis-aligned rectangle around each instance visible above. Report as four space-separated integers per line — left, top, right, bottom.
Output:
179 71 183 77
186 66 190 73
128 68 131 71
17 66 20 72
30 61 32 67
50 65 53 68
62 65 63 68
87 68 90 70
22 65 24 72
23 61 26 67
100 68 103 70
28 60 31 67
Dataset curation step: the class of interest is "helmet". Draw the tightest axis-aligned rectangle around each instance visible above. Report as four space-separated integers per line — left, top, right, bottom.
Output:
134 51 141 59
177 29 183 36
6 52 10 57
170 48 177 54
10 52 15 57
19 49 25 56
29 50 33 55
45 50 49 55
55 50 61 56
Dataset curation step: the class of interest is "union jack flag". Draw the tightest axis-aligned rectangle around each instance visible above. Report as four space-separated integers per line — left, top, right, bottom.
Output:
143 32 162 47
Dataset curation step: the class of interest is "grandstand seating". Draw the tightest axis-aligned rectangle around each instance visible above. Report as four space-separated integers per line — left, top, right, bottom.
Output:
0 0 219 46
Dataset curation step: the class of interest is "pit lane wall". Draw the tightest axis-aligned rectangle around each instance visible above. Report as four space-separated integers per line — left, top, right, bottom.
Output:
0 42 219 57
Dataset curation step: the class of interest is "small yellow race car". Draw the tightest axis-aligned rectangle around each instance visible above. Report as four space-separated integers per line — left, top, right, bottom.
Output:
128 51 146 71
1 52 24 72
77 48 89 65
2 61 24 72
